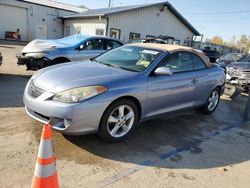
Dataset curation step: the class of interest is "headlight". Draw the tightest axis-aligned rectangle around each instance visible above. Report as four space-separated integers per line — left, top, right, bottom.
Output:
25 52 49 58
52 86 107 103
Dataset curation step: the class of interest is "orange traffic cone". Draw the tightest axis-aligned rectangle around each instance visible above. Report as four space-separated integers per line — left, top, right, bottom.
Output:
31 124 59 188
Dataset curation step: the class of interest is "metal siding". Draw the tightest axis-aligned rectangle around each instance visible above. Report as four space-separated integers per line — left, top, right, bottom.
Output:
108 6 194 43
64 18 107 36
0 4 28 41
0 0 76 41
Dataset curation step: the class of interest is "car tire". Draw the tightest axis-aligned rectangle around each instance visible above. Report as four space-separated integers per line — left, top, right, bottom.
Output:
98 99 139 142
201 88 220 114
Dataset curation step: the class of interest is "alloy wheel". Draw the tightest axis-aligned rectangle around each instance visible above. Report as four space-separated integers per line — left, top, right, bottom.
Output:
107 105 135 138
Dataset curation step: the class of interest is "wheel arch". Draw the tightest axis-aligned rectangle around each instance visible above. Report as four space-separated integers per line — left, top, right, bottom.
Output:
99 95 142 131
50 57 71 65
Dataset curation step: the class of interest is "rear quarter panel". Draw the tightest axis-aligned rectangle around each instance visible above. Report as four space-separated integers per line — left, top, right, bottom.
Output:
199 65 225 102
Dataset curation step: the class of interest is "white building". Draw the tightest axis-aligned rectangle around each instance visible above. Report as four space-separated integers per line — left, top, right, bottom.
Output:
63 2 200 45
0 0 85 41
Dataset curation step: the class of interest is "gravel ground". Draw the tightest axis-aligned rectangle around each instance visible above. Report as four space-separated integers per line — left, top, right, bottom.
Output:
0 43 250 188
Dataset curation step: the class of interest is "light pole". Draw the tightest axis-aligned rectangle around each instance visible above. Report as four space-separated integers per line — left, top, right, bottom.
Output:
244 91 250 120
108 0 112 8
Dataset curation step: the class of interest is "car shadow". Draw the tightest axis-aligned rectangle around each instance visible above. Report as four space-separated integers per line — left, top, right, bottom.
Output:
61 95 250 169
0 73 31 108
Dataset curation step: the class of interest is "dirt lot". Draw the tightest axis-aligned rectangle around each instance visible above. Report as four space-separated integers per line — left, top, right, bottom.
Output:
0 43 250 188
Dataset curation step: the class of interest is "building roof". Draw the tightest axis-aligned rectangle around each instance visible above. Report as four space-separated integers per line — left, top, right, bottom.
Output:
63 1 200 36
21 0 86 12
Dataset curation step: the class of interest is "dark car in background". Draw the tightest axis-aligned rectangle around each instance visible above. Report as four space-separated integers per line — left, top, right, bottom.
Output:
216 53 244 68
226 54 250 92
129 38 167 44
203 50 221 63
0 52 2 66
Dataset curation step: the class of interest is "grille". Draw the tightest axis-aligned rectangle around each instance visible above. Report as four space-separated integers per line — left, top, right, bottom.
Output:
28 81 46 98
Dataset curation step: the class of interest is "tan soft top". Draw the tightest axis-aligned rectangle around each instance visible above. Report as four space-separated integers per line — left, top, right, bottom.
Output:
128 43 214 67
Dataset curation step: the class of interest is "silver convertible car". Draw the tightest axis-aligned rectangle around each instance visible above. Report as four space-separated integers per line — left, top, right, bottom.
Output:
17 34 123 70
24 43 225 142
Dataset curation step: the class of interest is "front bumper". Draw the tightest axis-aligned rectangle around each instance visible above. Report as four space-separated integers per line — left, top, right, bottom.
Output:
17 56 51 71
226 73 250 88
23 84 110 135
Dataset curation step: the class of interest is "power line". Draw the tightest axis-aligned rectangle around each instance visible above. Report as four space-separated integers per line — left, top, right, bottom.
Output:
191 18 250 23
184 10 250 15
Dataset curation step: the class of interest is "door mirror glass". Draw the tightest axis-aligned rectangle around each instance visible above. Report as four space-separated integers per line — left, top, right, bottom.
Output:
154 67 173 76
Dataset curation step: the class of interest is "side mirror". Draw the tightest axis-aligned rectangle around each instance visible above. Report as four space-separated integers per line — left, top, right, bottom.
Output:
154 67 173 76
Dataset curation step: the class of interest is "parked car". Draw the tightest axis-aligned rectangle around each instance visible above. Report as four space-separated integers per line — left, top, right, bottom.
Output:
216 53 244 68
0 52 2 66
226 54 250 92
23 43 225 142
17 34 123 70
129 38 167 44
203 50 221 63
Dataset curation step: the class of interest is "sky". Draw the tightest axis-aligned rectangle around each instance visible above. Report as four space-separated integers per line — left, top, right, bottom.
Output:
57 0 250 41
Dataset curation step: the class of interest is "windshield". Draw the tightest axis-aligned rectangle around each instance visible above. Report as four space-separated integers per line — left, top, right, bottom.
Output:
222 53 243 61
55 34 89 46
94 46 162 72
238 55 250 62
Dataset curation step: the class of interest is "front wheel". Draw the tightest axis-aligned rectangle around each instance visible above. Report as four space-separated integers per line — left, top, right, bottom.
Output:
201 88 220 114
98 99 139 142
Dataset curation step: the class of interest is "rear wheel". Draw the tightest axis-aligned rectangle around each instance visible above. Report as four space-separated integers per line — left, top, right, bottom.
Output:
201 88 220 114
98 99 138 142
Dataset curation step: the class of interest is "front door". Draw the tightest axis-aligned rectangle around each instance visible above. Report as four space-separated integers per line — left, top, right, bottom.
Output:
146 52 197 117
74 38 106 61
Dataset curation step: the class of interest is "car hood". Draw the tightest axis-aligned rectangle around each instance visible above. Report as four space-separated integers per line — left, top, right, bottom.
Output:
32 61 136 93
22 39 74 53
229 62 250 70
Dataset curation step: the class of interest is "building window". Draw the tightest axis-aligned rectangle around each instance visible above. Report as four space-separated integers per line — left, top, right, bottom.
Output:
173 40 180 45
96 29 104 36
146 35 155 39
110 28 121 39
76 26 81 34
129 32 140 41
65 26 70 36
183 37 191 46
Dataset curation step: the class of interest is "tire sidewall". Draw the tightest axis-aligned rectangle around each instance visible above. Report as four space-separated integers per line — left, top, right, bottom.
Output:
98 99 139 142
203 88 220 114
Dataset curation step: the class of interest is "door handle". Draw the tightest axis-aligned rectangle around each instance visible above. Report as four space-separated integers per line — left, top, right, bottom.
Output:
192 79 198 84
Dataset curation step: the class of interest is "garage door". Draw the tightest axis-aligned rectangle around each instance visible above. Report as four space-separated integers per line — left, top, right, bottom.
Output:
0 4 28 41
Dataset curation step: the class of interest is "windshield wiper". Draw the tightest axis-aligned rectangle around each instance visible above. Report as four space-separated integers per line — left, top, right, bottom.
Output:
91 59 139 72
102 63 122 69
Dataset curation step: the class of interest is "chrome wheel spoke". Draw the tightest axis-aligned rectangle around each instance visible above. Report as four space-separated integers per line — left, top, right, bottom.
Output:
118 106 125 117
121 124 129 132
108 115 119 123
110 124 120 136
125 111 134 121
212 91 216 99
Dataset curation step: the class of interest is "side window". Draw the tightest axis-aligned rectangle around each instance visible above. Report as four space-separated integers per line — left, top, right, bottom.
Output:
83 39 105 50
129 32 140 41
192 54 206 70
161 52 193 73
96 29 104 36
105 40 122 50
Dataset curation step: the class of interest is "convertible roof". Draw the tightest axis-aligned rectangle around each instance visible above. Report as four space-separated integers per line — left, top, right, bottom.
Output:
128 43 214 67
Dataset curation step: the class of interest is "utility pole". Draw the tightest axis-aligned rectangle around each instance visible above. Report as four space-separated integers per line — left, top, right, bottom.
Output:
108 0 112 8
244 91 250 120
